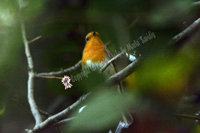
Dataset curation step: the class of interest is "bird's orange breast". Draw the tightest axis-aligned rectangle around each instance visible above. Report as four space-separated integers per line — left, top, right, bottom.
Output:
82 34 106 68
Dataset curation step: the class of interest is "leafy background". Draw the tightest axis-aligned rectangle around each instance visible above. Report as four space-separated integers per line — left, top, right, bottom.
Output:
0 0 200 132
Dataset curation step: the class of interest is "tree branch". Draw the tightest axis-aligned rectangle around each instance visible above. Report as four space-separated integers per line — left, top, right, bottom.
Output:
35 60 82 78
169 17 200 46
39 109 65 133
175 113 200 121
29 36 42 44
100 51 124 73
27 93 90 133
106 58 140 85
20 18 42 125
53 117 75 126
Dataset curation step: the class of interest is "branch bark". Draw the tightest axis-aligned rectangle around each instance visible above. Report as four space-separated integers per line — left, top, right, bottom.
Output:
20 18 42 125
29 36 42 44
106 57 140 85
175 113 200 121
169 17 200 46
27 93 89 133
35 60 82 77
100 51 124 73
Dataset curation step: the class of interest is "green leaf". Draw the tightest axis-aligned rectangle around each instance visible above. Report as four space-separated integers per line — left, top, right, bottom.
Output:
66 90 134 133
0 102 5 115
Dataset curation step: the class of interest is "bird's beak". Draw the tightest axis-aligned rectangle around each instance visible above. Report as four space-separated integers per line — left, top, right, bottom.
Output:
93 30 96 36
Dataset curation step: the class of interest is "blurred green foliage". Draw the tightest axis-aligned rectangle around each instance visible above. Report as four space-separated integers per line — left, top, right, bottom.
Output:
135 47 199 106
0 101 5 115
67 90 135 133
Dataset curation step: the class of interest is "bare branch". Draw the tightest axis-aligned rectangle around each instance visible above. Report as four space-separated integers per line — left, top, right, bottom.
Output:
29 36 42 44
53 117 75 126
169 17 200 46
106 58 140 85
100 51 125 73
36 75 63 79
35 60 82 78
56 125 64 133
20 19 34 70
127 17 139 29
27 93 90 133
105 41 111 46
39 110 65 133
39 110 50 118
20 18 42 125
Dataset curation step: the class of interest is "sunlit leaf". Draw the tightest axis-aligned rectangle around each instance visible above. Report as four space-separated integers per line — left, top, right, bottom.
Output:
0 102 5 115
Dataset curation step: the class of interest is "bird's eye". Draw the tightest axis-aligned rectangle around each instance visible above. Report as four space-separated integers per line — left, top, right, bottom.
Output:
85 37 89 42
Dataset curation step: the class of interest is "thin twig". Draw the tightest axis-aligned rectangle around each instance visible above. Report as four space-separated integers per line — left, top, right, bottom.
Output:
20 18 42 125
35 60 82 77
56 125 64 133
175 113 200 121
27 93 90 133
100 51 125 73
127 17 139 29
39 110 64 133
39 110 50 118
36 75 63 79
105 41 111 46
54 117 75 126
29 36 42 44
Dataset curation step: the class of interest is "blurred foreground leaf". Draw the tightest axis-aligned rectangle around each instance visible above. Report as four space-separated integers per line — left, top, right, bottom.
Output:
0 102 5 115
135 48 199 106
66 90 135 133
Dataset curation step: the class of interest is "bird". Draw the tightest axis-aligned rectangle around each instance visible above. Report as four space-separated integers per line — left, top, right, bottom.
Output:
81 31 133 125
82 31 115 76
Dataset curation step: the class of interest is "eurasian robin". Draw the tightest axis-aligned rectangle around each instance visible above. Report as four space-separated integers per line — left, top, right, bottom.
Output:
82 31 115 76
81 31 133 125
